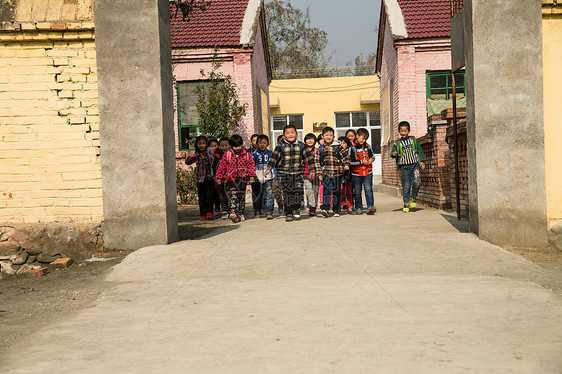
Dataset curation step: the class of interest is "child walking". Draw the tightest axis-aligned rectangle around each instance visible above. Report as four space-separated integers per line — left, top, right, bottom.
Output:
266 125 316 222
252 135 275 220
216 135 256 222
303 133 319 216
350 128 376 215
338 136 354 214
315 127 350 217
391 121 426 212
185 136 216 220
213 137 231 219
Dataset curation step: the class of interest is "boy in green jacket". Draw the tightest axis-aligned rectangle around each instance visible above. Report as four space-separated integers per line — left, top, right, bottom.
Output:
391 121 426 212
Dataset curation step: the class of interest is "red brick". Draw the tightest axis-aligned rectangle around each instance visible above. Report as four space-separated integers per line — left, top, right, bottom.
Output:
51 257 73 268
17 264 48 278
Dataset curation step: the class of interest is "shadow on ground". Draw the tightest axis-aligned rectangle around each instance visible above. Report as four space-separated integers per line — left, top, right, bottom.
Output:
178 205 238 240
440 214 470 233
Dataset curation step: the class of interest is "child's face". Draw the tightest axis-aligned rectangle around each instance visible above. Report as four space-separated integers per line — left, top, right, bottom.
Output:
346 132 355 142
318 137 324 146
340 141 348 150
251 137 258 147
284 128 297 143
219 140 230 152
323 131 334 144
257 139 268 152
356 134 367 145
196 140 207 152
208 141 218 148
399 126 410 139
232 145 243 154
305 138 316 148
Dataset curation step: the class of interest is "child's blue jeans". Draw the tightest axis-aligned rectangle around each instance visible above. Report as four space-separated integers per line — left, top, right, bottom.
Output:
400 162 421 205
252 180 274 214
321 175 343 213
351 174 374 210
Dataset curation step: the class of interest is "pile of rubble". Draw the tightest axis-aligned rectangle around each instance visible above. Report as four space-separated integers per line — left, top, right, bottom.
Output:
0 223 102 279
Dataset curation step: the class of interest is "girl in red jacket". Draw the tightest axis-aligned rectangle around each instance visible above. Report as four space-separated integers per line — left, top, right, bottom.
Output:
215 135 256 223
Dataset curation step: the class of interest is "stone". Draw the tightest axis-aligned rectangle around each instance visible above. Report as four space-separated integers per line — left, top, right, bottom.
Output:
16 264 48 278
0 226 15 242
10 252 29 265
27 255 37 264
0 240 20 257
51 258 73 268
0 260 17 276
37 253 60 263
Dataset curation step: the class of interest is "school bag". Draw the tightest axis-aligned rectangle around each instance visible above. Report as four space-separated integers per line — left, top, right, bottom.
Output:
317 143 343 166
395 136 417 167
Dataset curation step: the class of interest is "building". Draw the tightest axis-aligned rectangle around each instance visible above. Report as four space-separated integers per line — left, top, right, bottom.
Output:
376 0 460 187
170 0 272 157
269 76 382 174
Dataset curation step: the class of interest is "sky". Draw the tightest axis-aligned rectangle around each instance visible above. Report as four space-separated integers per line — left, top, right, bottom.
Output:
272 0 383 68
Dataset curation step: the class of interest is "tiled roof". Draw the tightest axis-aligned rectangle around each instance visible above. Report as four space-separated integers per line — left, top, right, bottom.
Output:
170 0 250 48
396 0 451 39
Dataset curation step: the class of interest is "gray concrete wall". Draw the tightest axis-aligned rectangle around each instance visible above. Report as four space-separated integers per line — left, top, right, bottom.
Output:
95 0 178 250
464 0 547 248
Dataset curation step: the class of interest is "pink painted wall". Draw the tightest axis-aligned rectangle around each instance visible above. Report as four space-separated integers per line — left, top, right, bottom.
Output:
250 12 271 135
379 16 451 186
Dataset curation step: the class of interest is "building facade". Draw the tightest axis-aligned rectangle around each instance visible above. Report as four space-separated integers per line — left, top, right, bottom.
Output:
376 0 459 186
170 0 271 161
269 76 382 174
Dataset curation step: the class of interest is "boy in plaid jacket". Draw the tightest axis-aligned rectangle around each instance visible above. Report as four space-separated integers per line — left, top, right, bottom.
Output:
265 125 316 222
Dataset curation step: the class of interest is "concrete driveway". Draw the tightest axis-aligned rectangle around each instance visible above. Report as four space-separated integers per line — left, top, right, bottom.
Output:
1 194 561 373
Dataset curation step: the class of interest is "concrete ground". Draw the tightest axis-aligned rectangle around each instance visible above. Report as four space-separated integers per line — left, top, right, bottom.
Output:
1 194 561 373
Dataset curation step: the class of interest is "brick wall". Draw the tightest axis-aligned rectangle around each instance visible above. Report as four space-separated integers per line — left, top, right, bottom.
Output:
0 22 102 223
418 116 451 209
446 114 469 216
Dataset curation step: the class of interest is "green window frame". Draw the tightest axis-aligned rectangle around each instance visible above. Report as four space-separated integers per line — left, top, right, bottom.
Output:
177 80 218 151
426 71 465 100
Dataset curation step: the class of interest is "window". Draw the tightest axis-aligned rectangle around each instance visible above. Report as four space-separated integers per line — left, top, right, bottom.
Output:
271 114 304 145
426 71 465 100
177 80 215 151
334 111 381 154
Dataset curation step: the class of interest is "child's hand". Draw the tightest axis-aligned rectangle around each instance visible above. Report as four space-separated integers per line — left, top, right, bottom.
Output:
310 173 316 179
392 151 398 157
264 169 270 176
318 175 323 181
344 165 350 171
249 177 255 184
420 162 425 170
216 179 222 185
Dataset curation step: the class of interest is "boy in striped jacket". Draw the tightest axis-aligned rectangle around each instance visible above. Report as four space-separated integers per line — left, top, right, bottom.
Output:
391 121 426 212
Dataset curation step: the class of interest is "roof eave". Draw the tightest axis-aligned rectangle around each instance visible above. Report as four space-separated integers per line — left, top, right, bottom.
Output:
383 0 408 40
240 0 262 46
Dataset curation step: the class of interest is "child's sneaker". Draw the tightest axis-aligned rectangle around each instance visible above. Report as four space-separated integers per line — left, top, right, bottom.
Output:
321 209 329 217
367 206 377 215
333 212 340 217
403 204 410 213
205 212 213 220
199 215 206 221
410 198 417 208
221 212 229 219
239 215 246 222
285 214 293 222
214 210 221 217
266 213 273 220
254 210 260 218
229 213 238 223
259 213 265 218
293 211 301 220
309 207 316 216
355 209 363 215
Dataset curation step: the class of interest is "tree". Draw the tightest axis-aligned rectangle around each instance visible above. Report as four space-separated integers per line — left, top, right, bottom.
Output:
170 0 210 21
196 56 247 139
265 0 331 79
346 53 376 76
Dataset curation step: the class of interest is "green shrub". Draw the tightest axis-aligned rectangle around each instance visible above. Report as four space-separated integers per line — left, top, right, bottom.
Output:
176 168 198 205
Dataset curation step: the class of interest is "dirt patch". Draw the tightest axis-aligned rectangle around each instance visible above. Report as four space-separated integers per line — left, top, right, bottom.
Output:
505 247 562 296
0 256 124 352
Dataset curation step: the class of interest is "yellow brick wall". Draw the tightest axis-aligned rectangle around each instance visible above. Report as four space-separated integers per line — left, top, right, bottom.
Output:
0 24 103 223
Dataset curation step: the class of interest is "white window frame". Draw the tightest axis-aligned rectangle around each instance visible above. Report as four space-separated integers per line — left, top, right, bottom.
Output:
270 114 305 146
334 111 381 153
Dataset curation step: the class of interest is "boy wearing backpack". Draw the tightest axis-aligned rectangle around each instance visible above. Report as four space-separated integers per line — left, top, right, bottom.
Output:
315 126 350 217
391 121 426 213
265 125 316 222
350 128 376 215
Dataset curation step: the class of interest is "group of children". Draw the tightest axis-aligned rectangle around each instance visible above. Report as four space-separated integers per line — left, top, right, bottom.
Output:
186 120 425 222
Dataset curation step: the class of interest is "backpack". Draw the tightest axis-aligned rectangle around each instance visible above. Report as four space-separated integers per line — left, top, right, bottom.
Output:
317 144 343 166
395 136 417 167
280 140 306 153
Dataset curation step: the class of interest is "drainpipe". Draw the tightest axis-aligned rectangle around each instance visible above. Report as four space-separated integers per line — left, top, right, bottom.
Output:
451 72 461 220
